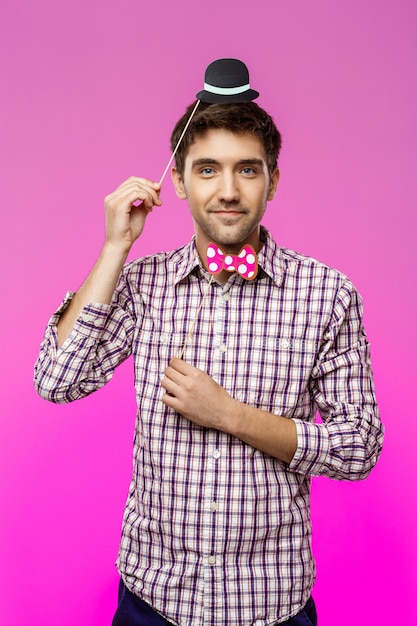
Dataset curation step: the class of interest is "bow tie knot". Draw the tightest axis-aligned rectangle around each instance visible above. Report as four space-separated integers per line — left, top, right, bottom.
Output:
206 243 258 280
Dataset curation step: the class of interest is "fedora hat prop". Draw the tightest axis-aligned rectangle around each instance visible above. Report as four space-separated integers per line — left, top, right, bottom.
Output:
159 58 259 184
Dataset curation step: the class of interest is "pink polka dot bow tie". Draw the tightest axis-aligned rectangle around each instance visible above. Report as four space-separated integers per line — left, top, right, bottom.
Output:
206 243 258 280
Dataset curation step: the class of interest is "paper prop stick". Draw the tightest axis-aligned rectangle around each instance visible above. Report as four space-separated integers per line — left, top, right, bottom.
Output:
158 100 201 185
177 274 214 360
158 58 259 185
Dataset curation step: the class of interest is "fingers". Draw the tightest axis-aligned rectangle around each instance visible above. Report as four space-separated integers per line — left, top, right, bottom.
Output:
167 357 193 375
124 177 162 209
161 363 185 394
103 176 163 251
161 359 196 398
160 370 182 409
162 358 200 388
106 176 162 212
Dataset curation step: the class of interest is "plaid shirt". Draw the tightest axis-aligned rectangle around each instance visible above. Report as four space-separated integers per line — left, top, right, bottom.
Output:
34 228 383 626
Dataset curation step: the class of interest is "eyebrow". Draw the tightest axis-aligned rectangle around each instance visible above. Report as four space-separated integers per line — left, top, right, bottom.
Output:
191 158 265 169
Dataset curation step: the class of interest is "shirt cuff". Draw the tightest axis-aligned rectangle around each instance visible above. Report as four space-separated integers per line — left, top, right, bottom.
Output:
47 292 112 352
288 419 330 476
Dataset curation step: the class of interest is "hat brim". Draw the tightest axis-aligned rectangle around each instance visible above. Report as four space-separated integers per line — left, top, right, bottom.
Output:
195 88 259 103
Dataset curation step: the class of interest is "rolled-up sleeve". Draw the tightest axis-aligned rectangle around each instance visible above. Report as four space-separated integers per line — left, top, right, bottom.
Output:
34 272 138 404
289 279 384 480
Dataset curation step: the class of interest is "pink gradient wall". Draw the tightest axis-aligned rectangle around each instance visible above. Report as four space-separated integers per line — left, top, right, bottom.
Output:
1 1 416 624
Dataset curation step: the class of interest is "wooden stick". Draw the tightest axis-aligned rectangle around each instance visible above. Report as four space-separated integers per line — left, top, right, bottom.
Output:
158 100 201 185
178 274 214 360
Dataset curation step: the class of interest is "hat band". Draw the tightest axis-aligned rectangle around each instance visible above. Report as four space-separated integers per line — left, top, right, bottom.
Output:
203 82 250 96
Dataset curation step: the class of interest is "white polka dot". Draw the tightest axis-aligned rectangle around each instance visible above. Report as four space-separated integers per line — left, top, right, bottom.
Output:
225 255 233 265
207 247 216 258
238 264 248 275
239 249 247 258
217 247 224 257
246 253 255 264
209 262 219 272
248 271 255 279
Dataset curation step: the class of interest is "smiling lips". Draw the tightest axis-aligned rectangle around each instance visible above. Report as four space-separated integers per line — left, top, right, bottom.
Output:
210 210 246 224
209 205 247 215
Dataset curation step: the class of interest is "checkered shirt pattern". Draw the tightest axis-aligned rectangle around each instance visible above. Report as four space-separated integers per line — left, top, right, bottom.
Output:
34 228 384 626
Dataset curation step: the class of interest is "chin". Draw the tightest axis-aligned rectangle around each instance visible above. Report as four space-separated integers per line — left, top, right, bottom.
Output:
211 227 258 248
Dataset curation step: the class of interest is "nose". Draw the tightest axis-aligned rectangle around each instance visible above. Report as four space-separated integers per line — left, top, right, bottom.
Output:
217 172 239 203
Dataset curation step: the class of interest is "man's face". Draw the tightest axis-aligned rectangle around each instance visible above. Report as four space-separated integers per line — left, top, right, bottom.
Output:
172 129 279 255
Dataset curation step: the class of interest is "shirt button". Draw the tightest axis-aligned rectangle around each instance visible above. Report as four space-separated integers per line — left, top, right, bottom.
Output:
209 501 217 512
160 334 169 344
219 343 227 353
93 318 103 327
222 293 230 301
281 339 290 349
208 556 216 565
212 449 221 460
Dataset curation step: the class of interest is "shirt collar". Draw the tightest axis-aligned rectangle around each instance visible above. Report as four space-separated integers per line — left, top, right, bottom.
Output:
173 238 202 284
173 227 284 287
257 226 284 288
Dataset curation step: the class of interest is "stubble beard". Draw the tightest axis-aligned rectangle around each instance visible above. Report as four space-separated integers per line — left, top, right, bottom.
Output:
197 203 265 249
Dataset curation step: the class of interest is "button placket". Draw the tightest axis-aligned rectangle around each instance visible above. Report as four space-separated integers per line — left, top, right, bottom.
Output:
212 285 228 368
202 431 218 571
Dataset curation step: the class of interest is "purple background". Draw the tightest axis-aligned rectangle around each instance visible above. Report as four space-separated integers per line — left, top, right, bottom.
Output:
1 1 416 624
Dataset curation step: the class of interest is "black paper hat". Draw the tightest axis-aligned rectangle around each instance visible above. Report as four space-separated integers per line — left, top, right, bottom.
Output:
196 58 259 103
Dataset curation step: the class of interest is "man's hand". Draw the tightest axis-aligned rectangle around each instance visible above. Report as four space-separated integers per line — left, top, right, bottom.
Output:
161 358 237 432
104 176 162 254
57 176 161 347
161 357 298 463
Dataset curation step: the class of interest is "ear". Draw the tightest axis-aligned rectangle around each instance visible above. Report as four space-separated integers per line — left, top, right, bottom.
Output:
267 168 280 201
171 167 187 199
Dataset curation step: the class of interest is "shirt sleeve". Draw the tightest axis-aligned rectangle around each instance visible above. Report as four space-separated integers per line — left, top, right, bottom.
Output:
288 278 384 480
34 270 139 404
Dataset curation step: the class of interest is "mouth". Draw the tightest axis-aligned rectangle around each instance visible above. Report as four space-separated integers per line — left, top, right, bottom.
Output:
209 206 247 217
210 211 246 224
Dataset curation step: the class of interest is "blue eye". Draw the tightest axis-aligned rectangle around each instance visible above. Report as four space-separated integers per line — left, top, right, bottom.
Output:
201 168 214 176
242 167 255 175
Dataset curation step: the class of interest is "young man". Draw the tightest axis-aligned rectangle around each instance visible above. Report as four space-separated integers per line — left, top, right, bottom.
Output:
34 100 384 626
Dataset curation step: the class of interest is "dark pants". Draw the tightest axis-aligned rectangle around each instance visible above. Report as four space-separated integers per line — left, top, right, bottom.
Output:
112 579 318 625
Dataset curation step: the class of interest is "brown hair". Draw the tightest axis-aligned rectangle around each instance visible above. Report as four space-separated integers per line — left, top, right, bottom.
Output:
170 101 282 178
